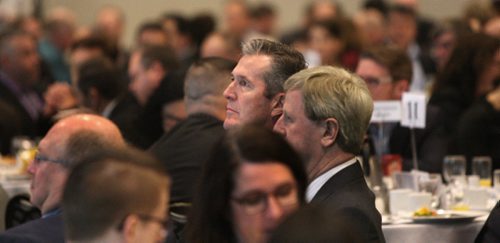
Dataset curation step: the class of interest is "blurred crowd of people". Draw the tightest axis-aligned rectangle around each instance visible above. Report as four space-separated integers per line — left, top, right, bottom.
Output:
0 0 498 242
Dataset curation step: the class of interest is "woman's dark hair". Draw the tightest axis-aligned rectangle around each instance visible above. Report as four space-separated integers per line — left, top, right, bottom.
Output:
429 32 499 135
432 33 500 103
185 125 307 243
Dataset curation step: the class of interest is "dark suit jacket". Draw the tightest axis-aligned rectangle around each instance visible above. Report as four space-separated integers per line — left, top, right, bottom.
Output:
0 80 49 155
475 201 500 243
149 113 225 203
311 162 385 243
107 93 142 147
0 215 64 243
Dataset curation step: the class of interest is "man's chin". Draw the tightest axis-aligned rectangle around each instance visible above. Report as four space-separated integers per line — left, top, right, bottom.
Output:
223 119 239 130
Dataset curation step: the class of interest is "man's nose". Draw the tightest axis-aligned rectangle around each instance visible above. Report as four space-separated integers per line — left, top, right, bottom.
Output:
265 196 285 223
223 81 236 100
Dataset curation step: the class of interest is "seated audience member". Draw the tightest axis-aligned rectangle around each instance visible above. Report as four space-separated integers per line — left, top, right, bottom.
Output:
150 57 235 204
38 9 75 84
456 83 500 171
136 21 169 47
387 4 435 92
161 13 197 67
475 200 500 243
223 38 306 130
128 44 183 148
200 32 241 62
0 114 125 243
429 33 500 168
63 147 170 243
186 125 308 243
0 29 48 154
69 36 114 83
356 46 446 172
76 57 141 146
308 19 362 71
269 204 363 243
274 66 385 242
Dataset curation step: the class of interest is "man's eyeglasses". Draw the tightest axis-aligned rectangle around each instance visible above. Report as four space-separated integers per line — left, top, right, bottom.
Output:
360 76 392 87
33 152 67 165
231 184 298 215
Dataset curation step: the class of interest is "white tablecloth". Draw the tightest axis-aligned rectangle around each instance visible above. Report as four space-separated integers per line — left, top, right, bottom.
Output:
383 218 486 243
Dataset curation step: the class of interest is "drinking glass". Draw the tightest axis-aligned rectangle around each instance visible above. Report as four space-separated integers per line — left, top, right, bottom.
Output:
443 155 467 208
494 170 500 192
418 173 443 209
443 155 466 184
472 156 492 187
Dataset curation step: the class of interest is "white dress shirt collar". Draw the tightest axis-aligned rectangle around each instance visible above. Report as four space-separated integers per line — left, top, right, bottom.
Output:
306 157 358 202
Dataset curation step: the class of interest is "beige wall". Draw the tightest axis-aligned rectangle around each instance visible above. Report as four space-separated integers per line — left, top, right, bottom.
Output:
44 0 471 48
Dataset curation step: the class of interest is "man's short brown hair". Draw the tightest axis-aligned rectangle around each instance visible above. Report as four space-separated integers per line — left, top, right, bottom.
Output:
360 46 413 82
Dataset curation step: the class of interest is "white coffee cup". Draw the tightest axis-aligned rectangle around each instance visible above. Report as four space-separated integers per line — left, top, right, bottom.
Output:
463 187 489 210
389 189 412 216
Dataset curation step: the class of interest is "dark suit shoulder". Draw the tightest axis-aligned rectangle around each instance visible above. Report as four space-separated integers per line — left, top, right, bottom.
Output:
0 215 64 243
312 162 385 243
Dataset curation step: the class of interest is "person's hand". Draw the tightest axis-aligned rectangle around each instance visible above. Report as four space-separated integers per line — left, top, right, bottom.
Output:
43 83 79 116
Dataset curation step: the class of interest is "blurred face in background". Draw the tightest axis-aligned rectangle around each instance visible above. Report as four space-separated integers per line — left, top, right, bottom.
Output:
1 35 40 88
308 25 343 65
128 51 163 105
356 58 398 101
231 161 300 243
432 31 456 71
388 12 416 50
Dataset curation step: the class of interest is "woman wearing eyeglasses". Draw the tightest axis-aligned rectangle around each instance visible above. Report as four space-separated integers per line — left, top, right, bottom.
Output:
185 125 308 243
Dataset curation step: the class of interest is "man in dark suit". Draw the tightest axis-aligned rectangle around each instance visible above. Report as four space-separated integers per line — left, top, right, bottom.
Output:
76 56 142 147
0 114 125 243
0 29 46 154
128 44 184 148
274 66 385 242
150 57 235 204
475 200 500 243
356 46 447 173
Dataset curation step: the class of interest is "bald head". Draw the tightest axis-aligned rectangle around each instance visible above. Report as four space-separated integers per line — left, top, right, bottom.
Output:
49 114 124 148
29 114 125 214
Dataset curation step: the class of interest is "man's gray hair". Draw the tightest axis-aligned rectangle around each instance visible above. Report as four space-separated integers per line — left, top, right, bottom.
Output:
285 66 373 154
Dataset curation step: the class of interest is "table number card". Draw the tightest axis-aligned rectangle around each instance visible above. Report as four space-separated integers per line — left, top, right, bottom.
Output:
401 93 426 129
370 101 401 123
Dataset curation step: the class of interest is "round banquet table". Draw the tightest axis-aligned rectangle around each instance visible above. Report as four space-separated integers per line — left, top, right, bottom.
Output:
382 217 487 243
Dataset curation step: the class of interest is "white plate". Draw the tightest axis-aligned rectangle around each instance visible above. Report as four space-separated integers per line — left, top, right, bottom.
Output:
411 210 486 223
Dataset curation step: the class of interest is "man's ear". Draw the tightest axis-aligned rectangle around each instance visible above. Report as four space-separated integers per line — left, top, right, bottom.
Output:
392 79 409 100
321 118 339 147
270 93 285 125
270 92 285 118
122 215 139 243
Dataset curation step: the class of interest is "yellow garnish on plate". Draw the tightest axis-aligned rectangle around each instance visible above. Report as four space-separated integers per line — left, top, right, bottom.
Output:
413 207 437 217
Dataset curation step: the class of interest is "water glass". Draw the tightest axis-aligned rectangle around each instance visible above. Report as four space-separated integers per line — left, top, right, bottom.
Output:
443 155 466 184
418 173 442 209
494 170 500 191
472 156 492 187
